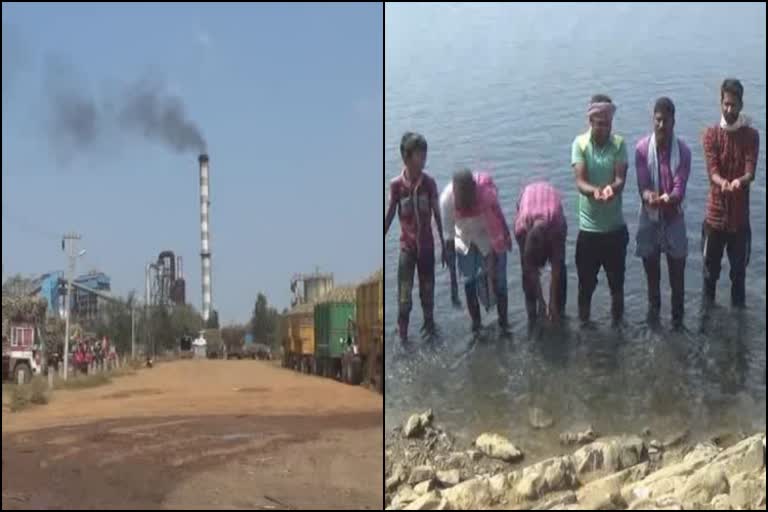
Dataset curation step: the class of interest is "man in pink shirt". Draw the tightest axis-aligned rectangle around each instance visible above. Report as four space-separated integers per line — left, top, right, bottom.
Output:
514 181 568 325
441 169 512 334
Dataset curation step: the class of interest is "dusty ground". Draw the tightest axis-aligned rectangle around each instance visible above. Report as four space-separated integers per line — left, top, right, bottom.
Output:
2 360 383 510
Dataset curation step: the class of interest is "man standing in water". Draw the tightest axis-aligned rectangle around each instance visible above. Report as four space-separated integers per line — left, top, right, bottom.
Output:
702 79 759 308
634 97 692 328
385 132 446 342
513 181 568 325
441 169 512 334
571 94 629 325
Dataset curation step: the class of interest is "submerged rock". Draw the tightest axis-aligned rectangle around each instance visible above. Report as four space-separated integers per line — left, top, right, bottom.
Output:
474 433 524 463
404 410 434 439
408 465 436 485
560 425 598 446
435 469 461 487
528 406 555 430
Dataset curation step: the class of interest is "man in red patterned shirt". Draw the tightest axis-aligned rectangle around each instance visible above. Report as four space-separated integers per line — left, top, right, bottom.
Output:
702 79 759 308
385 132 446 342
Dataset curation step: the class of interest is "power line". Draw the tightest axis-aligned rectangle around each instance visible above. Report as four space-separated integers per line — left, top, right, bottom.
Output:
1 205 61 241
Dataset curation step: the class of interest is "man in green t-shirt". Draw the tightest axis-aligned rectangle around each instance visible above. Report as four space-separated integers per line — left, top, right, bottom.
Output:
571 94 629 325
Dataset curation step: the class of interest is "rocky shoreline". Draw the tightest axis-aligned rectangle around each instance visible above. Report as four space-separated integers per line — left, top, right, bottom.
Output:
385 410 766 510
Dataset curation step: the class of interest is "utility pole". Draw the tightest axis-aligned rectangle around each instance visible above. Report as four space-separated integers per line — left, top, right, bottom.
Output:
131 302 136 360
62 233 82 381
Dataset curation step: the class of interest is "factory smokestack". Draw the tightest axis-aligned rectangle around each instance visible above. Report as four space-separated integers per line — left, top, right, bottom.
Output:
199 154 213 323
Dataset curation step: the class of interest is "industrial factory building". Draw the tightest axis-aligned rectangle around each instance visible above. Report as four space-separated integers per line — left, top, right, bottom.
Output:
31 270 112 321
145 250 186 308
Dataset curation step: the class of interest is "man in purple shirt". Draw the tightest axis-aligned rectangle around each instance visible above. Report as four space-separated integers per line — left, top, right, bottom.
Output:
634 97 691 328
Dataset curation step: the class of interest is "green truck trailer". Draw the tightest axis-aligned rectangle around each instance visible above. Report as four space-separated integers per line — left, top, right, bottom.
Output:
313 286 356 380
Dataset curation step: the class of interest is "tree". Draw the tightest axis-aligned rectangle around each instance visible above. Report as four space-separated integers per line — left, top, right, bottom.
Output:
87 295 203 357
250 293 279 350
206 309 219 329
2 274 37 297
170 305 204 340
221 324 247 351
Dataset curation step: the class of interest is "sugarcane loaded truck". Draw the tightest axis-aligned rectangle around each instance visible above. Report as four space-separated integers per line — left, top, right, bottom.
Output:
2 296 48 384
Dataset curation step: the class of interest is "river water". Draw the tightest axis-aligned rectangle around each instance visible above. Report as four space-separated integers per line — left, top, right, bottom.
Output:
384 3 766 453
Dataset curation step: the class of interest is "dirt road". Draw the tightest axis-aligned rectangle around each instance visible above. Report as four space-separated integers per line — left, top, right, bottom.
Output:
2 360 383 510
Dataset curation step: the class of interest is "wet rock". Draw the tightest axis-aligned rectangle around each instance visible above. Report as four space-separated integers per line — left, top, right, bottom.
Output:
528 406 555 430
404 410 434 439
681 442 720 465
572 436 647 480
386 474 402 493
710 430 746 449
532 491 578 510
512 456 577 502
413 479 436 495
560 425 597 446
392 485 420 508
710 434 763 475
620 443 718 506
387 464 407 492
647 440 663 464
445 452 467 469
466 449 483 462
441 477 491 510
408 466 435 485
474 433 523 463
709 493 731 510
662 429 689 450
676 464 729 507
436 432 453 451
620 436 754 509
435 469 461 487
403 491 448 510
577 462 650 509
586 491 626 510
628 496 683 510
487 473 509 500
727 470 765 509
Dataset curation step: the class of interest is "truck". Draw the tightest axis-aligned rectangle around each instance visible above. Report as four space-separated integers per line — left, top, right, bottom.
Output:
2 296 48 384
179 335 194 359
224 337 245 359
203 328 224 359
280 315 292 368
288 302 316 374
314 286 356 381
344 270 382 392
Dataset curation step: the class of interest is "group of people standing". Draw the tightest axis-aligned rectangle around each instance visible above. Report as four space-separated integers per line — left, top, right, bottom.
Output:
72 336 117 374
385 78 759 341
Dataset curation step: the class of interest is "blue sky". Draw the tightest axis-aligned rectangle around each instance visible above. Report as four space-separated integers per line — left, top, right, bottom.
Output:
2 2 383 323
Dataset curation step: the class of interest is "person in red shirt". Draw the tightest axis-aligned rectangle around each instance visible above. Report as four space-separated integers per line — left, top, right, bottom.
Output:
385 132 446 342
702 79 759 308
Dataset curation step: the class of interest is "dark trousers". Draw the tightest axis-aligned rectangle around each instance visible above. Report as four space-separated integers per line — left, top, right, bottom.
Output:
702 222 751 307
517 235 567 321
397 247 435 339
575 226 628 322
642 254 686 323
